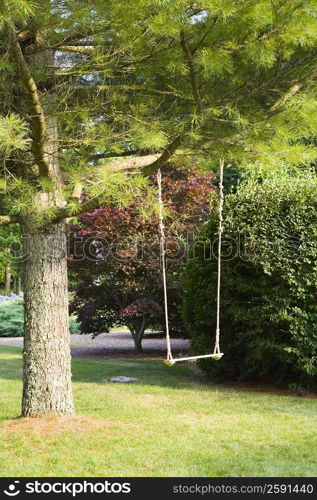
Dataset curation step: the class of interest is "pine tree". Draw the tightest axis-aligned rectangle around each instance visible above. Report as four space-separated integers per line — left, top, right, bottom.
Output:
0 0 316 416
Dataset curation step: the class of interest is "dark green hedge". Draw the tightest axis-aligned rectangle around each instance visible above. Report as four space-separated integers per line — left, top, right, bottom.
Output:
182 170 317 390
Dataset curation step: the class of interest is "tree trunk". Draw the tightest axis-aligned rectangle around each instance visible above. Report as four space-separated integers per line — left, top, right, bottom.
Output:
5 263 11 294
133 335 144 353
21 219 74 417
132 316 148 353
16 276 21 294
8 23 75 417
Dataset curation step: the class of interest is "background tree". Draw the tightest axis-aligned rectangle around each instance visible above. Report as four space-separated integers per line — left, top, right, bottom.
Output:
0 225 22 293
0 0 316 416
70 164 213 352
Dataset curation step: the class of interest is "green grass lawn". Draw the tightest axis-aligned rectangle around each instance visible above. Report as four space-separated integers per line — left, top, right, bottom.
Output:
0 345 316 477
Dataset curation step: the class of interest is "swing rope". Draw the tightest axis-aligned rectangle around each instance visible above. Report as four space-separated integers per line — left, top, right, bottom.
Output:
214 157 224 356
157 169 173 363
158 159 224 365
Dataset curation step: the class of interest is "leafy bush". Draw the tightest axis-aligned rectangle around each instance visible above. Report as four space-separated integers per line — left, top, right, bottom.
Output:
69 315 81 334
0 299 24 337
182 169 317 389
0 298 80 336
70 281 121 335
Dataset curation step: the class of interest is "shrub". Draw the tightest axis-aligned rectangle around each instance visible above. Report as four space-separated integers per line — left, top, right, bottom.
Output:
69 315 81 334
0 299 24 337
0 298 80 336
182 169 317 389
70 281 122 335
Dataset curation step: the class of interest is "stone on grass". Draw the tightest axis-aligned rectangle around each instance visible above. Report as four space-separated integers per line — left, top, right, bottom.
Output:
108 376 138 383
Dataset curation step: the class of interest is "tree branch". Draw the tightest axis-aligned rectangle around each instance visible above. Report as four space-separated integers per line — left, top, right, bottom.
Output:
230 50 317 106
270 70 317 111
52 137 182 223
180 31 203 114
8 25 50 178
99 154 161 172
204 71 317 148
71 183 83 200
142 137 182 175
88 150 142 162
57 45 95 55
53 23 113 47
78 84 190 100
93 136 182 175
192 18 218 54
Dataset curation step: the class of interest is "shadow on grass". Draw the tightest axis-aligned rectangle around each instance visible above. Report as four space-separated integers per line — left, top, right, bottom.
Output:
2 346 317 405
71 357 202 389
0 345 200 390
1 346 317 428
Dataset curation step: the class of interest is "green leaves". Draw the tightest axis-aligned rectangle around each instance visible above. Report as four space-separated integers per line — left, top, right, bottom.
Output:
132 123 167 150
1 0 317 226
244 40 277 69
0 115 30 154
198 47 234 77
148 10 182 37
0 0 34 27
0 179 7 192
201 0 239 20
183 167 317 387
0 59 14 75
87 167 148 208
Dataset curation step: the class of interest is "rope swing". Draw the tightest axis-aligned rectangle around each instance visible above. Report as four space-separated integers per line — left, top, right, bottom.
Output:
158 159 225 366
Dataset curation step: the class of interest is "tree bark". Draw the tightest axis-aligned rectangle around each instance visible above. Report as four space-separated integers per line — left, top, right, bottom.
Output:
132 316 148 353
5 263 11 294
133 335 144 353
21 219 74 417
14 275 22 294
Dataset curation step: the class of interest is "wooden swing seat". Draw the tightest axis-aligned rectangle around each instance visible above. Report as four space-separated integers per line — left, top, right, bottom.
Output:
164 353 224 366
